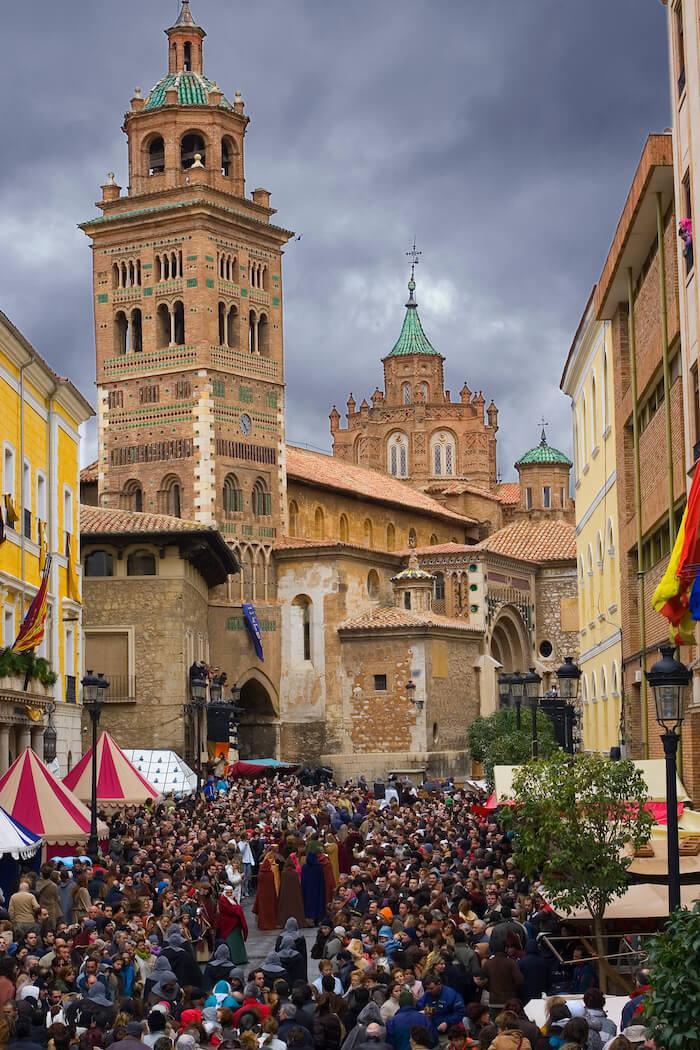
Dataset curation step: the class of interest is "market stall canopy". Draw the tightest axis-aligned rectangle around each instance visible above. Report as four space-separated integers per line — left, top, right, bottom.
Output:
494 759 690 804
63 732 159 807
122 749 197 795
0 806 41 859
0 749 108 846
228 758 298 778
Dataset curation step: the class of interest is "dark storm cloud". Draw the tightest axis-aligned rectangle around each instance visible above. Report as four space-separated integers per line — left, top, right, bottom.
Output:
0 1 669 477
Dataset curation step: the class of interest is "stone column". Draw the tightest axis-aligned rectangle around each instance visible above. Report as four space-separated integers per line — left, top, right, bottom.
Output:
170 308 176 347
0 727 9 775
30 726 45 760
17 726 31 753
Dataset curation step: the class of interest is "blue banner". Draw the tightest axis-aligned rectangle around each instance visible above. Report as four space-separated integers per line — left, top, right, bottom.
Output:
242 603 264 661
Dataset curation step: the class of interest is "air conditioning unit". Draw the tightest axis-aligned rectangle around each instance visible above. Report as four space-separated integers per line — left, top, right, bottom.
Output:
634 670 643 683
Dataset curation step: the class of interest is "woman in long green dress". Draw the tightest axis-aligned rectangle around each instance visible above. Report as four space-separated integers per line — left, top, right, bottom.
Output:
216 884 249 965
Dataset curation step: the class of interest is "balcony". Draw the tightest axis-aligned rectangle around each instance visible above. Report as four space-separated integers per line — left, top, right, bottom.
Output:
102 674 137 703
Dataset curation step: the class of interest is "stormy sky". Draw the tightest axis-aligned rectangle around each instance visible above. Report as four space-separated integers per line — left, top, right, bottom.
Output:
0 1 670 480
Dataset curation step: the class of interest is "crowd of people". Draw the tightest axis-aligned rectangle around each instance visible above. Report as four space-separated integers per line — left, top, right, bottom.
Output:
0 774 659 1050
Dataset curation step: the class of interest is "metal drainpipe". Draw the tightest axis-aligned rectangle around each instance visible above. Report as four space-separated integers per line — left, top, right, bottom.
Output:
627 267 649 759
656 193 676 547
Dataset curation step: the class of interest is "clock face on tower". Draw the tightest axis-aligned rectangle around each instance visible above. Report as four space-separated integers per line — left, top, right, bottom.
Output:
240 413 252 435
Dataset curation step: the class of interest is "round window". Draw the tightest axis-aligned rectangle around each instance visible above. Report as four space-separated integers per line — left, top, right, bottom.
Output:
539 639 553 658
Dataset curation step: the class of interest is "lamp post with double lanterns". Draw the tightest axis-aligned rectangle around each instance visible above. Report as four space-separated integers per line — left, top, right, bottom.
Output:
646 644 691 913
524 668 542 758
82 670 109 860
509 671 524 730
189 671 208 794
556 655 582 753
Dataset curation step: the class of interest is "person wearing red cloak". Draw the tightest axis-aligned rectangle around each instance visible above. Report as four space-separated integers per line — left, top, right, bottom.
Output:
216 884 248 964
253 849 279 931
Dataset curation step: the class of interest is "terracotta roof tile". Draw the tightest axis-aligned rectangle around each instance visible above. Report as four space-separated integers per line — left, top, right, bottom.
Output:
496 482 521 505
474 518 576 563
425 481 502 502
398 542 478 556
81 461 98 483
338 607 475 633
273 536 389 555
286 445 473 525
80 504 209 536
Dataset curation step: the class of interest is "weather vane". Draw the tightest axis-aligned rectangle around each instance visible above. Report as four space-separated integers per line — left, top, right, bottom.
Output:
406 238 422 281
538 416 549 444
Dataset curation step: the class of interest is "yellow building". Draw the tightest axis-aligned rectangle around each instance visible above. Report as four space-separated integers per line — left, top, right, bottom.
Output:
0 311 93 774
561 291 623 755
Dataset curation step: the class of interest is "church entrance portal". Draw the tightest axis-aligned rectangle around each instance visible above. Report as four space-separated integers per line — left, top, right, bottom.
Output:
237 678 278 760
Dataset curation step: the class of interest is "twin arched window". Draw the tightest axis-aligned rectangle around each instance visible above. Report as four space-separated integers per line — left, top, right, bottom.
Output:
388 433 409 478
121 480 143 512
161 475 182 518
252 479 271 517
431 432 456 476
223 474 243 515
127 549 157 576
84 550 114 578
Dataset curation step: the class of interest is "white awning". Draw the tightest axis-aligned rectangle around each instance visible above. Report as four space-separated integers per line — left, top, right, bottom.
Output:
494 758 690 804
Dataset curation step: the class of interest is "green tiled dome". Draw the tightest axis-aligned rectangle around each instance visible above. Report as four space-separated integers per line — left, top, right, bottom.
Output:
516 429 572 467
385 279 441 358
145 72 233 111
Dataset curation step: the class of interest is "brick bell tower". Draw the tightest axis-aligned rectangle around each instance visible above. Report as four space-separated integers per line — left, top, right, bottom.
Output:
82 0 292 603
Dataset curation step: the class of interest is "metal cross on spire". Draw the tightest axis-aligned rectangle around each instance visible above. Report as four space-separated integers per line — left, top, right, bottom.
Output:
538 416 549 445
406 238 422 281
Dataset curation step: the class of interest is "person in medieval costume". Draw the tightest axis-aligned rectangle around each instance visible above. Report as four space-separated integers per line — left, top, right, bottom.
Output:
301 849 327 926
216 884 249 965
253 849 280 932
277 856 307 929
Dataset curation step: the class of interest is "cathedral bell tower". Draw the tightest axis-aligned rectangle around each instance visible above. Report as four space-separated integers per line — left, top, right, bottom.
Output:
81 1 292 607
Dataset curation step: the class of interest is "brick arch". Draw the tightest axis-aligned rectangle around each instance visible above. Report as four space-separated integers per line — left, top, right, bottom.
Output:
236 668 279 759
489 605 530 672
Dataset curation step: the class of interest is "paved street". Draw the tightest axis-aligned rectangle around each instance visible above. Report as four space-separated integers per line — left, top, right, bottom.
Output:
242 897 320 979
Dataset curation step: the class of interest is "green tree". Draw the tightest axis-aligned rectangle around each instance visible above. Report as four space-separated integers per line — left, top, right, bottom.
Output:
503 750 653 990
644 902 700 1050
467 707 556 786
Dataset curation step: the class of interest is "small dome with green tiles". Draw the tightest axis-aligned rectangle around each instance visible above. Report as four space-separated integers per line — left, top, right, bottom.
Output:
145 72 233 111
516 429 572 468
384 279 442 359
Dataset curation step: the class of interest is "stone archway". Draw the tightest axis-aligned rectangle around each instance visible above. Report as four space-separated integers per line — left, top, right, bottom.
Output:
490 605 531 673
237 671 279 760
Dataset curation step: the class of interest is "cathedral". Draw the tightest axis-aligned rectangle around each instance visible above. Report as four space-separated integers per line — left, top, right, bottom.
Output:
79 1 578 780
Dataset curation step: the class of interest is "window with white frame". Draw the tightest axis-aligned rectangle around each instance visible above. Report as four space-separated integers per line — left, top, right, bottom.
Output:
3 444 15 499
36 472 46 523
430 432 456 477
3 607 15 648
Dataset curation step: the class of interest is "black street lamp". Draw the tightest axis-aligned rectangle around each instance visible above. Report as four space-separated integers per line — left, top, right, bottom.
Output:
556 655 582 753
406 679 425 711
498 672 512 713
646 644 691 914
43 703 57 765
190 671 208 794
82 670 109 859
510 671 524 730
524 668 542 758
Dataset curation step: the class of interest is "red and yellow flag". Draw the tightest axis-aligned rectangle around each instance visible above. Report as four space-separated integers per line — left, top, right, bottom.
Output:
652 467 700 645
12 555 52 654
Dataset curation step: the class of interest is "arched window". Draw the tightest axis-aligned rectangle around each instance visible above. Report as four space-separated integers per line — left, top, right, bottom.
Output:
419 382 429 402
161 475 182 518
386 523 396 552
591 375 598 446
114 311 129 356
602 350 609 431
430 534 438 545
581 395 588 463
127 549 157 576
84 550 114 577
591 670 598 701
218 302 226 345
433 572 445 601
402 383 412 405
288 500 299 536
156 303 170 349
249 310 257 354
596 531 604 569
314 506 325 540
227 305 238 348
607 518 615 556
601 666 608 698
173 301 185 345
183 42 192 71
582 675 588 703
387 433 409 478
367 570 380 600
221 137 236 177
612 660 620 696
252 479 271 517
408 527 417 548
291 595 312 663
148 136 165 175
121 480 143 512
431 432 456 476
131 308 143 353
363 519 373 548
181 132 206 169
258 314 270 356
262 265 270 291
223 474 243 516
339 513 349 542
112 263 120 289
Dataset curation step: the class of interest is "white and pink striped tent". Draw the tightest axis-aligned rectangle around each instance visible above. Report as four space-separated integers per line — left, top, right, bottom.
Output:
0 748 108 853
63 732 160 808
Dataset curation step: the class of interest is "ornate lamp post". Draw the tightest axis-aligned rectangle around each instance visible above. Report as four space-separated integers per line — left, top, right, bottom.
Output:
82 670 109 859
43 703 57 765
498 672 512 713
524 668 542 758
510 671 524 730
189 671 208 793
646 644 691 913
406 679 424 711
556 655 582 753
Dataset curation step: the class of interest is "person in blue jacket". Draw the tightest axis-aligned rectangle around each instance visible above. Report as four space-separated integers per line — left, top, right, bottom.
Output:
386 991 437 1050
417 975 465 1040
